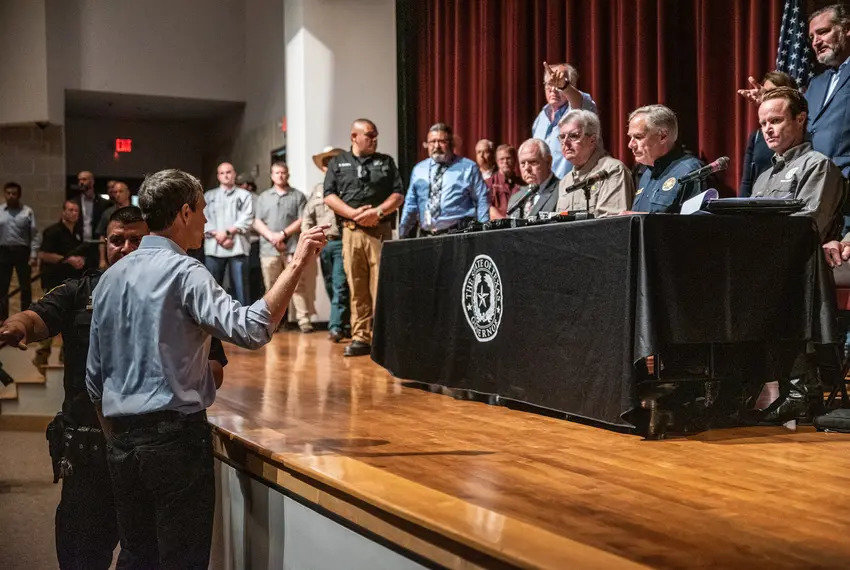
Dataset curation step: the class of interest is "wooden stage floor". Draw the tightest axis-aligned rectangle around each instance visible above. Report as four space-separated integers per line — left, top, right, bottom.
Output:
209 332 850 569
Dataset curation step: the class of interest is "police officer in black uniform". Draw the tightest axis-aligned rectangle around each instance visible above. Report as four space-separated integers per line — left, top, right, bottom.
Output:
323 118 405 357
0 206 227 569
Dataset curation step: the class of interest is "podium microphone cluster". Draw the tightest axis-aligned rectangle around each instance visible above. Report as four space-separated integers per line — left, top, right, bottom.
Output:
678 156 730 184
562 170 611 193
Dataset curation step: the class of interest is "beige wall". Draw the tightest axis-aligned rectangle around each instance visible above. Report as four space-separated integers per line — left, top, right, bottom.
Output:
0 0 49 124
0 125 66 231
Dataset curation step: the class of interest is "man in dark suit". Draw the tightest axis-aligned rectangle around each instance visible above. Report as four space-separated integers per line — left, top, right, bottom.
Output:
507 138 560 219
73 170 111 269
806 5 850 178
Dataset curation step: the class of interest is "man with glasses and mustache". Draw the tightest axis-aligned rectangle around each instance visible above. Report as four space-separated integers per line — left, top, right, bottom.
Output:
0 206 228 569
399 122 490 235
555 110 633 216
532 62 598 178
324 118 404 357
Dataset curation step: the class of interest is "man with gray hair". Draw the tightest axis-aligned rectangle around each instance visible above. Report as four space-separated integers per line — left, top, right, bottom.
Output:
628 104 703 212
399 122 489 236
86 169 328 567
506 138 560 218
532 61 598 178
474 138 496 180
556 110 634 216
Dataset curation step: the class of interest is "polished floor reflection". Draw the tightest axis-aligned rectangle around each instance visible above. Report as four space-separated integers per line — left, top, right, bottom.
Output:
209 331 850 568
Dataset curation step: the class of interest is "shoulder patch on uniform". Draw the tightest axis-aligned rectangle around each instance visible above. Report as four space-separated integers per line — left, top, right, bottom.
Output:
662 177 677 191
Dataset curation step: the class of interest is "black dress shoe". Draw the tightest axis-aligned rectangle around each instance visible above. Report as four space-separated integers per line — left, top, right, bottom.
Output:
344 340 371 357
328 329 344 343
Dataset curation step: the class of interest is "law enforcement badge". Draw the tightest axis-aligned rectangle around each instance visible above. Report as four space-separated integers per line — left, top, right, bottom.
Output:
662 177 677 191
461 255 503 342
635 187 643 196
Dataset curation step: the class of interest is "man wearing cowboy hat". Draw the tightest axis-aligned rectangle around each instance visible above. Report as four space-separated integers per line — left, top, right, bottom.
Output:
304 147 351 342
324 119 404 356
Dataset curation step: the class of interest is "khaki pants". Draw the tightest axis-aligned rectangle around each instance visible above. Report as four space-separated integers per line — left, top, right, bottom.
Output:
342 223 391 344
260 254 315 326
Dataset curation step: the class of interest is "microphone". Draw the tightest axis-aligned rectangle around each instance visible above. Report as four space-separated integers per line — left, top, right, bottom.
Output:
506 183 539 216
678 156 730 184
561 170 611 193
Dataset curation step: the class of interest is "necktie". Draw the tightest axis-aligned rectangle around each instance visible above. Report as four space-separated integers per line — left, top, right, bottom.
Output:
522 184 540 218
428 163 447 225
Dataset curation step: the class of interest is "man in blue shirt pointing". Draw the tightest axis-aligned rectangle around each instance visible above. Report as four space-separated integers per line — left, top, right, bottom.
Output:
86 169 327 568
399 122 490 237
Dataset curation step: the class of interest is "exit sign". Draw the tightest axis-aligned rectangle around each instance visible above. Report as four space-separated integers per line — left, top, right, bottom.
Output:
115 138 132 153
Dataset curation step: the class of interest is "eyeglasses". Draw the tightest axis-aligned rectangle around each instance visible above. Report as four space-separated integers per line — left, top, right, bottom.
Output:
557 131 585 143
426 138 450 146
543 83 565 93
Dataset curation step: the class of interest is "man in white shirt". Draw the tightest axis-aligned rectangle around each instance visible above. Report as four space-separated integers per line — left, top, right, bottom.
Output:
203 162 255 305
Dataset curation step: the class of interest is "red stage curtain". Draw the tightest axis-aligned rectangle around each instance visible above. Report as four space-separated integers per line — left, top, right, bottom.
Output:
407 0 786 194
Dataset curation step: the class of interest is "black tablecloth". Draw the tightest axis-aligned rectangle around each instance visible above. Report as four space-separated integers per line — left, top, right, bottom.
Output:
371 214 838 428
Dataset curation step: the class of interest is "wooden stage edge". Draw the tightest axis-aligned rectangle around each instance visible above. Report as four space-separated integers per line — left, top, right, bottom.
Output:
208 332 850 569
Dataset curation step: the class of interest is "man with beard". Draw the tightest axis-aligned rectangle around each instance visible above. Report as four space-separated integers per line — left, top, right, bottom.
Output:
806 4 850 177
739 5 850 177
399 122 489 237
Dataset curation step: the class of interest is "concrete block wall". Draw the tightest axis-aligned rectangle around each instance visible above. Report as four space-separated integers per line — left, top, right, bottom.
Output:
0 124 66 231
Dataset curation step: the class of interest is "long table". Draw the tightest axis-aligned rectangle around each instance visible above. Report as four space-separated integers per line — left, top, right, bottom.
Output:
371 214 838 432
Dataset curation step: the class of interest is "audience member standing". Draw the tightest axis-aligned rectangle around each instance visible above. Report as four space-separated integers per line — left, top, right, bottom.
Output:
86 169 326 568
324 118 404 357
203 162 254 306
399 123 489 237
532 62 598 178
304 147 350 342
35 200 84 370
237 173 265 301
0 182 39 321
486 144 522 219
253 162 315 333
74 171 110 269
474 139 496 180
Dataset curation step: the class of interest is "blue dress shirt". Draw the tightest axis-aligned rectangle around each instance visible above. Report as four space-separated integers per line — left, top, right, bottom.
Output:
399 155 490 237
632 148 704 213
86 235 274 417
531 91 598 178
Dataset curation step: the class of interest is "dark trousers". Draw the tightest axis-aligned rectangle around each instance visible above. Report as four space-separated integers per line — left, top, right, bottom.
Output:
205 254 248 305
0 245 32 321
320 239 351 333
106 413 214 570
248 240 265 302
55 447 119 569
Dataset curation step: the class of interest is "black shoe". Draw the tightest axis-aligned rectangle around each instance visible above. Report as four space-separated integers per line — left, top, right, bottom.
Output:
343 329 352 339
344 340 371 357
328 329 344 343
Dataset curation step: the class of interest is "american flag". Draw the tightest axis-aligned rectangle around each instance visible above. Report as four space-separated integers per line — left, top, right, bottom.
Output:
776 0 814 88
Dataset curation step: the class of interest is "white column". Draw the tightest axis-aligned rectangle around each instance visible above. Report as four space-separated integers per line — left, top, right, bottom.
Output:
284 0 398 324
284 0 398 192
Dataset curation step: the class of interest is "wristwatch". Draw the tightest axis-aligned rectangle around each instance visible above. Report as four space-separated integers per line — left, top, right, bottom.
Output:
377 207 385 219
225 230 233 238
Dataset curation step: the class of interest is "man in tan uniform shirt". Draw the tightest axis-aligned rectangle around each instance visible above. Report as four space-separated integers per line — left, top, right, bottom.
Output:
555 109 634 216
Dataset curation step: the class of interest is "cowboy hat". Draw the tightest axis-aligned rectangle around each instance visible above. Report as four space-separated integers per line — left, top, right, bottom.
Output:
312 146 344 170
